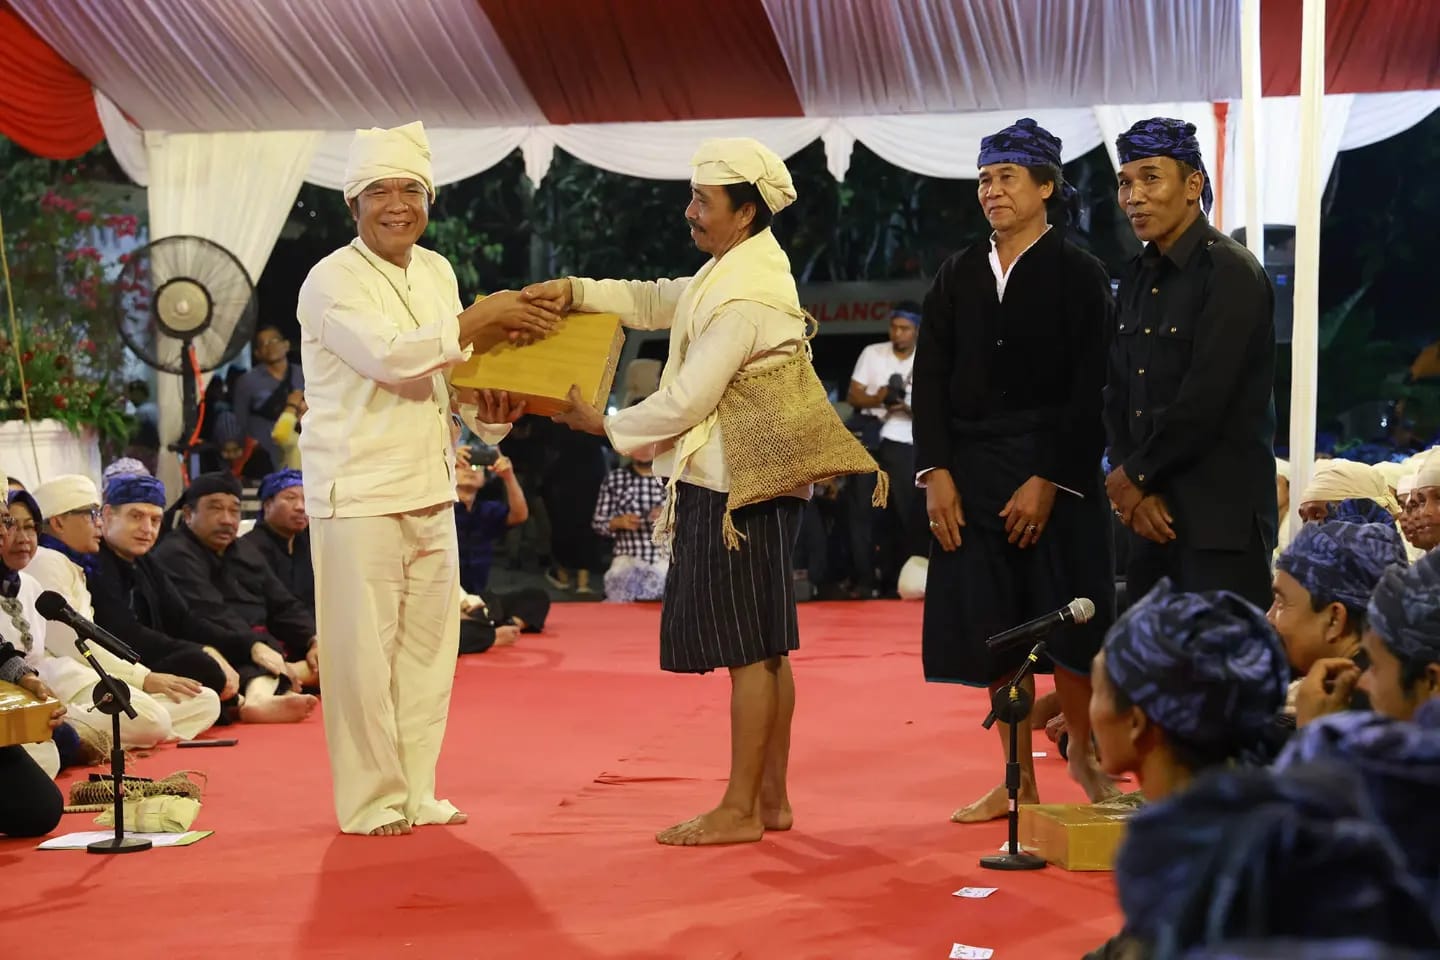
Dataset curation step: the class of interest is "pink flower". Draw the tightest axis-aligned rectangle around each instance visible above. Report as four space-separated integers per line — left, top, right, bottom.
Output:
74 210 94 224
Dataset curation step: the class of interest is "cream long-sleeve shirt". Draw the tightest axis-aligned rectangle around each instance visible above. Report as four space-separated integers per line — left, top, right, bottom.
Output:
298 238 481 519
573 276 808 496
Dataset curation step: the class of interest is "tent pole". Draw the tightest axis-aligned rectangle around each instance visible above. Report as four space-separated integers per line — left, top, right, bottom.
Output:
1287 0 1326 545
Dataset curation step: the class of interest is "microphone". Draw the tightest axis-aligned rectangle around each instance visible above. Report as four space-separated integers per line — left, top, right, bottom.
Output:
986 597 1096 650
35 590 141 664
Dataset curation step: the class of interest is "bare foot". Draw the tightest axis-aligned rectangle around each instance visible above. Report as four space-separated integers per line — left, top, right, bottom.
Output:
760 802 793 831
239 692 318 724
1069 757 1123 804
951 776 1037 823
367 820 411 836
656 806 765 846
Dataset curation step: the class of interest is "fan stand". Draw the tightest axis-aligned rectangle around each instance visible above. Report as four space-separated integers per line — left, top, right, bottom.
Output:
167 342 205 486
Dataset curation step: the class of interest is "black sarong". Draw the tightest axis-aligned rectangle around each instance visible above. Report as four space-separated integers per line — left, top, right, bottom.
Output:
922 416 1114 686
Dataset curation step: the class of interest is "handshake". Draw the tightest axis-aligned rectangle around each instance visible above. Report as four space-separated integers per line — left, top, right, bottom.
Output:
456 278 575 354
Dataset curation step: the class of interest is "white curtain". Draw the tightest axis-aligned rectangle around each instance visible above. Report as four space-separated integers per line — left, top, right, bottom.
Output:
14 0 544 131
1221 95 1353 230
839 110 1104 180
542 118 832 183
1339 90 1440 150
145 130 321 498
304 127 530 191
761 0 1243 114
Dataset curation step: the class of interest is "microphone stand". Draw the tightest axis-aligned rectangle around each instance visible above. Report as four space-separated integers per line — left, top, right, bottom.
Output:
73 636 151 855
979 639 1047 872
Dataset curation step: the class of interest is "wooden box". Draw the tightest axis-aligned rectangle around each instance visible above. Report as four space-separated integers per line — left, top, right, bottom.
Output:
0 679 58 747
1017 800 1139 871
449 312 625 418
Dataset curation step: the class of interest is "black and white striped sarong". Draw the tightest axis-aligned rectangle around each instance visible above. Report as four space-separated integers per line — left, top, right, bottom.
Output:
659 483 803 674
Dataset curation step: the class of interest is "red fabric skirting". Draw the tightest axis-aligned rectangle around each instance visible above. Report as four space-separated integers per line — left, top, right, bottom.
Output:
0 1 103 158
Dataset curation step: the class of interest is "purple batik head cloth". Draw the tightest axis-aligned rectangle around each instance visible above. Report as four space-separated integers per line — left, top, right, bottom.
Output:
1115 117 1214 214
976 118 1077 202
1103 578 1289 762
1276 520 1409 614
1368 551 1440 666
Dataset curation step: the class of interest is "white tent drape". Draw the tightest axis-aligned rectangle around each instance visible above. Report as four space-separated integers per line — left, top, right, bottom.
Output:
838 110 1103 178
145 129 321 496
1221 96 1354 233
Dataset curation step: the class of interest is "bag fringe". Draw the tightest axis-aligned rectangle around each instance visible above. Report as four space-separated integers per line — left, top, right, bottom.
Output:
721 510 748 551
871 469 890 508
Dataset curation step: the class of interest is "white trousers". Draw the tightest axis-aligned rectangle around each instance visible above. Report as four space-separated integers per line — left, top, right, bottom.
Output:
312 505 461 834
40 654 221 747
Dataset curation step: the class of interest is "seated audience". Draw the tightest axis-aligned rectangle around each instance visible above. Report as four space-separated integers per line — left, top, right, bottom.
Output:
1404 451 1440 554
455 454 527 595
592 453 668 602
1300 551 1440 725
90 474 240 701
1296 458 1401 524
1268 518 1408 727
1104 765 1438 958
459 588 550 654
151 472 317 721
241 469 313 613
1089 579 1290 804
1276 705 1440 910
0 632 65 838
5 487 219 748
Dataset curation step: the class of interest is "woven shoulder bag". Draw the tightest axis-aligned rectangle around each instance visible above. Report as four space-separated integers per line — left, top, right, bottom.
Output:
715 314 888 549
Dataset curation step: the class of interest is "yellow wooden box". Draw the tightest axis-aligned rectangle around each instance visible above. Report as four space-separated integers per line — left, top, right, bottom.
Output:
0 679 58 747
449 312 626 418
1017 801 1138 871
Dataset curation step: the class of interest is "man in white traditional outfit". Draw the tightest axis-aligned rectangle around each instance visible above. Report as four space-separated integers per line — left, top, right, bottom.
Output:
297 121 560 836
514 138 812 846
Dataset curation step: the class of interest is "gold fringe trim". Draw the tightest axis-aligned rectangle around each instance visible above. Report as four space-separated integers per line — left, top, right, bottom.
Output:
721 510 748 551
871 469 890 508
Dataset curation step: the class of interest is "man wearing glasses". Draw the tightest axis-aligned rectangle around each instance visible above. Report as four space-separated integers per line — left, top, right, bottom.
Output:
232 324 305 472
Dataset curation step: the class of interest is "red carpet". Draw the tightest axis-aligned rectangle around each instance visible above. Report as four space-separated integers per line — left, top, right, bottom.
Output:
0 602 1119 959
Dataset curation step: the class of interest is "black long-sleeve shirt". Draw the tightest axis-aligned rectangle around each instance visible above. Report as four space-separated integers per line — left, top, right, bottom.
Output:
1103 215 1278 551
912 227 1115 493
89 540 258 668
151 525 315 662
240 523 315 614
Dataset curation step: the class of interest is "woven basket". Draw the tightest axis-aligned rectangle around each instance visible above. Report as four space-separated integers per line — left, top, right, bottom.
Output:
68 769 207 807
715 317 887 549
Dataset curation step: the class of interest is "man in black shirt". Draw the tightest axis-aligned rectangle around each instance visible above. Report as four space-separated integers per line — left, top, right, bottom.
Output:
1104 118 1278 611
151 472 317 722
241 468 314 614
914 118 1117 822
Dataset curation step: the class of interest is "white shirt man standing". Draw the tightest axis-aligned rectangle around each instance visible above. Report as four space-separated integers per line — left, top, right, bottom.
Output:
297 122 559 836
846 305 924 595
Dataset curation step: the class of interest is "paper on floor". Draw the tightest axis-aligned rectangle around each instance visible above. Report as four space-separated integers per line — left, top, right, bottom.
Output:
949 944 994 959
37 830 212 850
952 887 998 899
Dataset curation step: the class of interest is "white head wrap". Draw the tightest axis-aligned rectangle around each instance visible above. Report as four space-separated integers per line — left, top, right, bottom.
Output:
343 121 435 202
32 474 100 520
1398 473 1417 499
1299 458 1401 516
1416 449 1440 492
691 138 796 214
1275 457 1291 480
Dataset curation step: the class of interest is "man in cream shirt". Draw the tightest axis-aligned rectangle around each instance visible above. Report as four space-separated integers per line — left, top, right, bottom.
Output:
297 121 559 836
523 139 810 846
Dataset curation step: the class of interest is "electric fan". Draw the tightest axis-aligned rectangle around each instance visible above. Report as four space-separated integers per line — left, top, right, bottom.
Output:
112 235 257 480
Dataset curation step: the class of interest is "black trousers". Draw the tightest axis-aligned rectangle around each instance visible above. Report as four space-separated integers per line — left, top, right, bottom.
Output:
148 643 230 698
1125 524 1273 613
846 439 926 592
0 744 64 838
